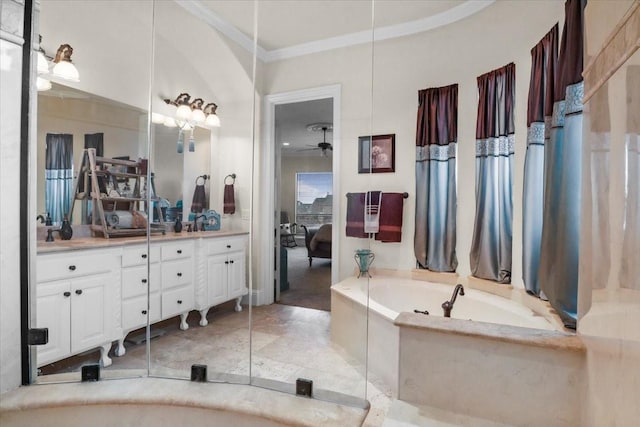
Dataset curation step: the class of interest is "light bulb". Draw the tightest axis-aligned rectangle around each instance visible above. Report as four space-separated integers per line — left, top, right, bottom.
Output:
191 108 206 123
176 104 192 120
205 113 220 128
52 60 79 82
37 51 49 75
151 113 165 124
37 77 51 91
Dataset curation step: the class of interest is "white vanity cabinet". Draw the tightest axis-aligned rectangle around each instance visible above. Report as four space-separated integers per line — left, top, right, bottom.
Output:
160 240 195 330
196 235 248 326
116 244 161 356
35 250 119 368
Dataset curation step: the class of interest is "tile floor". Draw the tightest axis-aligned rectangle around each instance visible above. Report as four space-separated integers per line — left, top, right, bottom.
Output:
104 302 393 426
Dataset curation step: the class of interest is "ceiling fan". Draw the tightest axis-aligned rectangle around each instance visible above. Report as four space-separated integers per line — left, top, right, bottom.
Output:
298 126 333 156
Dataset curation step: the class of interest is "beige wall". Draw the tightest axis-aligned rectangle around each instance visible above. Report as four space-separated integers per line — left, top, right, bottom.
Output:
263 0 564 283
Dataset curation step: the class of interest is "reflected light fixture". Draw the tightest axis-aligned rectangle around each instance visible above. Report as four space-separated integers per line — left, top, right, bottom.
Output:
36 36 80 91
52 44 80 82
162 93 221 153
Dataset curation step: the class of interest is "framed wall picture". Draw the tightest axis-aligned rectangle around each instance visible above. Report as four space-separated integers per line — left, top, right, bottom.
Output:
358 134 395 173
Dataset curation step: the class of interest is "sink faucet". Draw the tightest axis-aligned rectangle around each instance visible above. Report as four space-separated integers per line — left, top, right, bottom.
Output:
195 214 207 231
441 284 464 318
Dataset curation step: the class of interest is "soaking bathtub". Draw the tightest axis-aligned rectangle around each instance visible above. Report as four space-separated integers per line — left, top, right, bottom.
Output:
330 271 585 425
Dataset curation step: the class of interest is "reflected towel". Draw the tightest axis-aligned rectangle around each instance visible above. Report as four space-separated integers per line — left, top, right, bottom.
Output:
364 191 382 233
377 192 405 242
346 193 367 238
191 184 207 213
224 183 236 214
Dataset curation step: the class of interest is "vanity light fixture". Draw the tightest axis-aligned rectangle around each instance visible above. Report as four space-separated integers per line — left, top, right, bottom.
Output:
52 44 80 82
36 36 80 91
161 93 221 153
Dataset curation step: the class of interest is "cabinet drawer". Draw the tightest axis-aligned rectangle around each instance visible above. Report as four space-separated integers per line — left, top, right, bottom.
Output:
122 245 160 267
207 236 246 255
161 241 193 261
37 252 114 283
161 259 192 290
122 263 161 299
122 292 161 331
162 286 194 319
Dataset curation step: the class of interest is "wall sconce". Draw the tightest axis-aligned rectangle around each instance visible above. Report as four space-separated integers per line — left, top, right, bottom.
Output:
155 93 221 153
36 36 80 91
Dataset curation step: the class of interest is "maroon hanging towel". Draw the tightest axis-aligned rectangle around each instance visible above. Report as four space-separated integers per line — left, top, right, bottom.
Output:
223 174 236 214
346 193 367 238
375 192 405 242
223 184 235 214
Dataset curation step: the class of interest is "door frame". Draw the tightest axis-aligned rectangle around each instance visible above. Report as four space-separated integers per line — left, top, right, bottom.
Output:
259 84 341 305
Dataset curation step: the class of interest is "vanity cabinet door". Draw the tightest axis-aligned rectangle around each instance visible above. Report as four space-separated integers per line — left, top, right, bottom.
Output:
227 251 247 299
36 280 72 366
70 273 112 354
206 254 228 306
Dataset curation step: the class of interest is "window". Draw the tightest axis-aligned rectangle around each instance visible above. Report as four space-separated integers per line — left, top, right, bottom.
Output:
295 172 332 227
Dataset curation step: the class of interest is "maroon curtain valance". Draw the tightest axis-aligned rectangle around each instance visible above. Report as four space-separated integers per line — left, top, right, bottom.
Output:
416 83 458 146
555 0 586 102
527 24 559 126
476 63 516 139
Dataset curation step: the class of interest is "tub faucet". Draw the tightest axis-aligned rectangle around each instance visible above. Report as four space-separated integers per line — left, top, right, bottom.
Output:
441 284 465 318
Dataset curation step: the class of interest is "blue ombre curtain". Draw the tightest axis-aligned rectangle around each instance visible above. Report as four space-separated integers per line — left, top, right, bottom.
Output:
539 0 586 329
523 25 558 296
45 134 74 225
414 84 458 272
470 63 515 284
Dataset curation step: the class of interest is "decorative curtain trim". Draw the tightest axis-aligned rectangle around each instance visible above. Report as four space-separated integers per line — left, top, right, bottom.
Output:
416 143 456 162
527 122 546 146
475 135 515 157
564 81 585 115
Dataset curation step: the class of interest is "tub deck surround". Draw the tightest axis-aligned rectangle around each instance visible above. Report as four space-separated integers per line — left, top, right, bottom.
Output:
34 231 249 370
394 312 584 352
0 377 369 427
331 272 577 402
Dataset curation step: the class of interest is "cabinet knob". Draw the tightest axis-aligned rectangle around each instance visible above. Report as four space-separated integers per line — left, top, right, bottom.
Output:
63 291 71 297
75 289 83 295
68 265 76 271
226 245 231 249
177 300 183 304
177 249 182 254
141 279 147 284
177 272 182 277
230 260 234 264
141 254 147 259
141 310 147 315
225 261 229 265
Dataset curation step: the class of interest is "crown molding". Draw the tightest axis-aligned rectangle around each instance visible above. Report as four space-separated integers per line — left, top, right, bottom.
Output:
178 0 495 63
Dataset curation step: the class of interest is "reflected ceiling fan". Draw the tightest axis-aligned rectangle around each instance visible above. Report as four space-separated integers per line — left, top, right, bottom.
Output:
299 124 333 156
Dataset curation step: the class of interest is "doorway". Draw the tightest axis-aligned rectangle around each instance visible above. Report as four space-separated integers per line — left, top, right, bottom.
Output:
276 99 333 311
259 85 341 308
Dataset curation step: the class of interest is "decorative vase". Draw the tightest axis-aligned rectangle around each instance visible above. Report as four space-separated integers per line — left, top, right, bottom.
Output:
59 216 73 240
174 216 183 233
354 249 375 278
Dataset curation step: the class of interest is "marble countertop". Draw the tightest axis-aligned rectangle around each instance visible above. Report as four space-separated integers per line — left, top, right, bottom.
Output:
37 229 249 254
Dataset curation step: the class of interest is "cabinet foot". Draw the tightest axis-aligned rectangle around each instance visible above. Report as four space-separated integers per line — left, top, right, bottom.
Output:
115 339 126 357
234 297 243 312
199 309 209 326
100 343 113 367
179 312 190 330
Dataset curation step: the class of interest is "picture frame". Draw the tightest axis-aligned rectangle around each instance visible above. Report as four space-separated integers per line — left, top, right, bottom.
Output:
358 134 395 173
